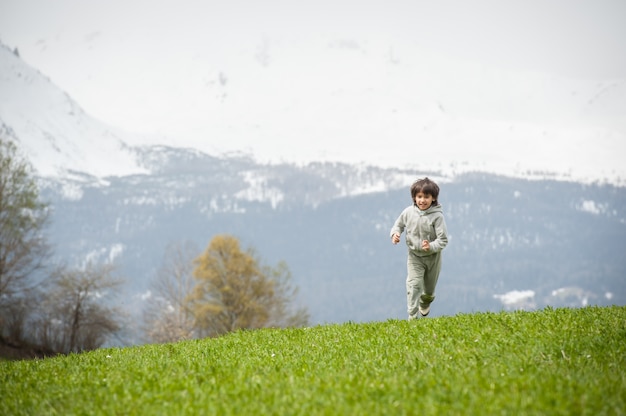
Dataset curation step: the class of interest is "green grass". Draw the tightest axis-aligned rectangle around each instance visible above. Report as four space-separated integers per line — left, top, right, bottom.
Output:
1 306 625 415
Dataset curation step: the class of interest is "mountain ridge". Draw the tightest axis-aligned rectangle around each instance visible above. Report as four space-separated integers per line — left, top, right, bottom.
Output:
0 42 147 178
1 40 625 186
1 40 625 330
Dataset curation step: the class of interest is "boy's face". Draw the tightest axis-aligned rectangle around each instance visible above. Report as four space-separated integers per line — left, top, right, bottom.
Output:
414 192 433 210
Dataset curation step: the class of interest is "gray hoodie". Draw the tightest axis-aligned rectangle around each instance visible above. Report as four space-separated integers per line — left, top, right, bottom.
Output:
390 204 448 256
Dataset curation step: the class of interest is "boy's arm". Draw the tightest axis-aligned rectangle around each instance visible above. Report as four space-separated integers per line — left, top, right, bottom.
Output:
428 215 448 252
390 211 406 241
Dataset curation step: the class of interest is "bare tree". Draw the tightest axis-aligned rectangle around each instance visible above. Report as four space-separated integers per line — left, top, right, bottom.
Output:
0 290 40 345
35 262 126 353
261 261 310 329
142 241 197 344
0 137 50 344
187 234 309 338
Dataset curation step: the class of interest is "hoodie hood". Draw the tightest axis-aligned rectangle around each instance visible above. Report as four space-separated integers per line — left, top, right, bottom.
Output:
416 203 443 215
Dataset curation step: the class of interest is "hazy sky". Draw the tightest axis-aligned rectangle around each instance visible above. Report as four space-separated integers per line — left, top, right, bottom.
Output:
2 0 624 76
2 0 624 118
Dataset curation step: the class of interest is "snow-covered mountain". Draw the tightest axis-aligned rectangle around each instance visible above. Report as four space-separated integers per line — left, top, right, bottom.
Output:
40 160 626 326
0 43 147 178
1 39 625 333
2 7 626 187
0 41 426 201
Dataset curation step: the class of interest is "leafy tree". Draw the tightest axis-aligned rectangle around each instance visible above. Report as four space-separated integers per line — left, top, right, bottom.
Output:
142 241 197 344
0 137 49 297
35 262 126 353
187 235 309 337
0 137 50 344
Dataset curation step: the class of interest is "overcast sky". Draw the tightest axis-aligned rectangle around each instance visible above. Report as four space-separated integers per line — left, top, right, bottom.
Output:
3 0 624 75
2 0 624 119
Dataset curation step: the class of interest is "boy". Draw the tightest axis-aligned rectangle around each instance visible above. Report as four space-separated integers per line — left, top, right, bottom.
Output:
390 177 448 319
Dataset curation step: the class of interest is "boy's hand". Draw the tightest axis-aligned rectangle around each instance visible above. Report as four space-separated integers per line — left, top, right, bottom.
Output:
391 233 400 244
422 240 430 251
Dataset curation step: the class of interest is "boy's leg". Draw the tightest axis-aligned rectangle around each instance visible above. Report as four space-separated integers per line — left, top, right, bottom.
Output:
406 252 426 319
419 252 442 310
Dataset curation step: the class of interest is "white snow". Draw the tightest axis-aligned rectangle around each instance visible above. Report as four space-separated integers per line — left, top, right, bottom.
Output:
108 244 124 263
81 244 125 267
138 290 152 301
578 200 607 215
493 290 535 306
59 182 84 201
550 287 597 307
235 171 285 209
0 44 149 178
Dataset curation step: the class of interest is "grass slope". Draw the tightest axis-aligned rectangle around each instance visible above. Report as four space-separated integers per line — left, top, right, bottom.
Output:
1 306 625 415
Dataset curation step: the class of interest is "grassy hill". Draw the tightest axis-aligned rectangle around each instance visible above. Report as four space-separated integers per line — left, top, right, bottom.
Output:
1 306 624 415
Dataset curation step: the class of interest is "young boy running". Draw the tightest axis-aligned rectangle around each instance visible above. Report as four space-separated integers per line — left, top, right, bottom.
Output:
390 177 448 319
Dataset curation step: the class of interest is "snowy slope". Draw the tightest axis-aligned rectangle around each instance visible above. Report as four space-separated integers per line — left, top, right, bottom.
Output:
1 35 625 185
149 42 626 184
0 43 147 178
2 1 625 185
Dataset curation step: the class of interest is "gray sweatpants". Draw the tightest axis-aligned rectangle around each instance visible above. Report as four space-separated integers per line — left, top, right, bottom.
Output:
406 250 442 318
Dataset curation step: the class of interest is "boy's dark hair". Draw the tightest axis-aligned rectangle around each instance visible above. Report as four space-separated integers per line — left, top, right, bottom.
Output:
410 177 440 206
